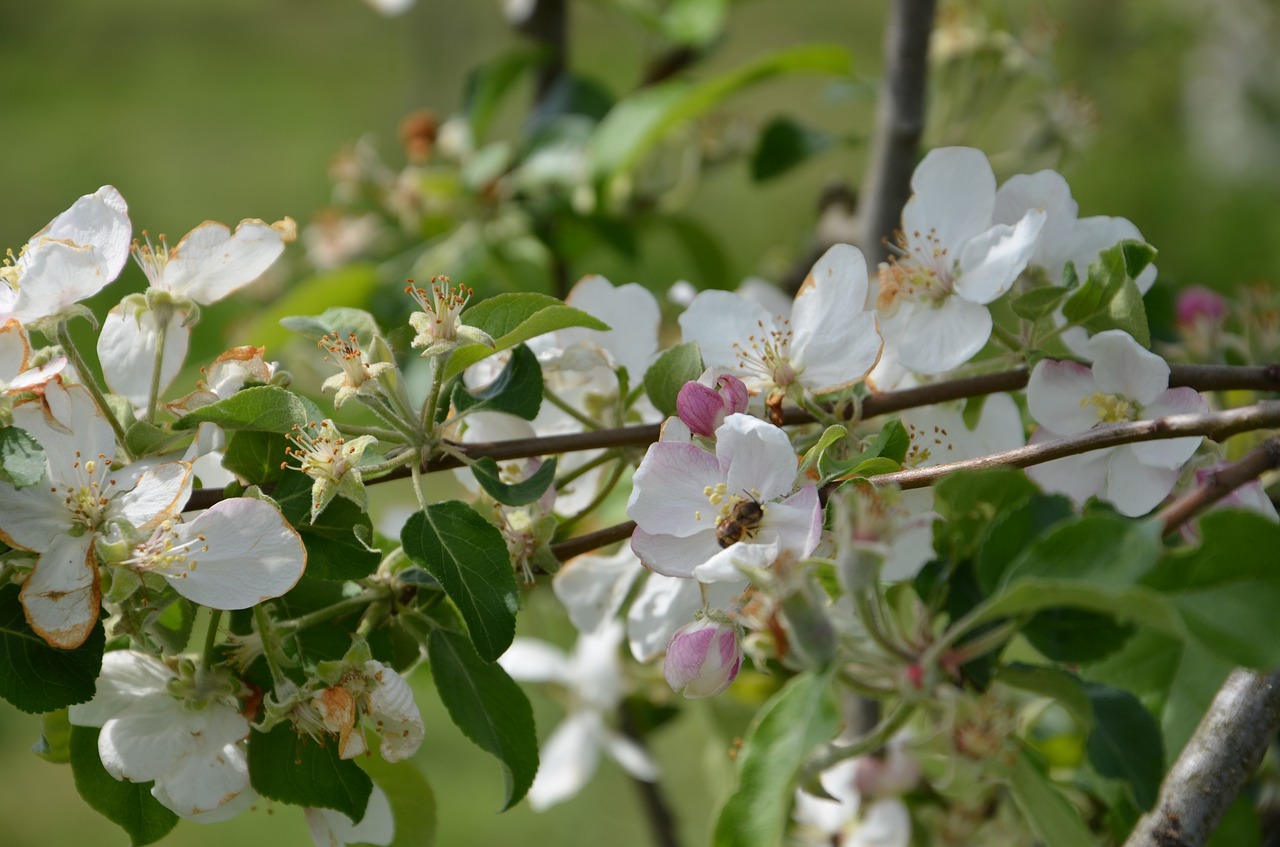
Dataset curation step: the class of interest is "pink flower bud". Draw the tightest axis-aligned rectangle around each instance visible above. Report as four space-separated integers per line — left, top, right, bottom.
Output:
663 618 742 698
1175 286 1227 328
676 370 751 436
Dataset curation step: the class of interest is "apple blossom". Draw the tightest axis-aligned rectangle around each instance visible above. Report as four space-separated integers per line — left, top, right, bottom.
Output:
680 244 882 400
405 276 495 357
676 369 750 436
284 419 377 520
0 382 192 648
0 185 132 325
68 651 252 818
498 620 657 810
628 413 822 583
319 331 395 409
875 147 1046 375
0 318 67 411
1026 329 1208 516
662 616 742 698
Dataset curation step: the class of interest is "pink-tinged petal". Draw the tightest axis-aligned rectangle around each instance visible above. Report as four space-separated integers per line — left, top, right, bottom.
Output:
896 296 992 375
1027 359 1100 435
693 536 780 583
41 185 132 279
68 651 173 728
160 218 295 305
601 729 660 781
663 618 741 698
631 527 725 579
13 383 117 485
1088 330 1169 405
527 711 603 811
718 414 798 502
627 442 724 538
0 481 73 551
111 462 193 531
677 380 731 437
498 638 572 684
1132 388 1208 467
306 786 394 847
98 303 190 409
678 290 774 374
628 576 743 662
769 485 824 558
0 319 31 378
1024 428 1113 507
554 545 644 634
902 147 996 253
365 660 425 762
791 251 882 392
20 532 98 649
1105 448 1181 517
955 208 1046 304
158 499 305 609
563 276 660 379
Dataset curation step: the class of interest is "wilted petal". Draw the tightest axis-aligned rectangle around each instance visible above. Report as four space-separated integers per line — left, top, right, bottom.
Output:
365 661 425 762
111 461 193 531
151 734 251 817
20 532 98 649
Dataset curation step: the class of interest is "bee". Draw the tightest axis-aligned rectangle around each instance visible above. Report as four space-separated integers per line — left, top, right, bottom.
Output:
715 495 765 548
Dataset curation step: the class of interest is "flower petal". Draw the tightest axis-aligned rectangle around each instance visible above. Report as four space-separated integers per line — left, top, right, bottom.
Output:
627 441 724 538
1132 388 1208 467
98 303 190 409
365 661 425 762
955 208 1046 304
553 545 644 634
1105 448 1181 517
1088 330 1169 405
693 536 780 582
1024 429 1113 507
895 296 992 375
601 728 659 781
630 527 724 579
306 785 394 847
20 532 98 649
160 218 295 305
902 147 995 253
678 290 774 375
792 246 882 392
498 638 572 683
526 711 602 811
111 461 193 531
1027 359 1100 435
718 414 798 502
69 651 174 728
562 276 661 380
151 735 251 817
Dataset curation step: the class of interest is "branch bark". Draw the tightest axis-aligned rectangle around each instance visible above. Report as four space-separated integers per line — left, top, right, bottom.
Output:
855 0 938 267
1123 669 1280 847
1158 434 1280 536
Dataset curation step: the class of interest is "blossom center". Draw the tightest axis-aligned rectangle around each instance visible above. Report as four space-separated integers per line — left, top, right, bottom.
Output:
285 421 358 482
1083 392 1138 423
732 318 799 389
406 276 472 346
877 229 954 315
319 331 376 389
131 232 172 289
126 520 209 578
704 485 766 548
57 451 117 531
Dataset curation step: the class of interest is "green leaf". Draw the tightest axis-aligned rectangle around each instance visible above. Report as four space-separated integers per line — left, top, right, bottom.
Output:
975 494 1076 595
1001 748 1096 847
969 580 1186 639
1146 510 1280 668
0 584 104 713
1011 285 1071 322
123 420 189 460
1084 683 1164 811
70 725 179 846
0 425 46 488
428 628 538 811
280 306 381 348
174 385 326 434
248 721 373 822
1207 795 1261 847
464 49 545 142
357 753 437 847
845 456 902 479
401 503 520 662
995 664 1094 732
589 44 853 179
797 426 847 479
222 430 287 486
470 456 557 507
444 293 609 379
643 341 705 417
818 419 909 479
1003 513 1163 590
712 669 839 847
1060 241 1154 347
1121 241 1158 279
932 468 1039 561
273 469 381 581
659 0 729 47
451 343 543 421
33 708 73 763
750 117 832 182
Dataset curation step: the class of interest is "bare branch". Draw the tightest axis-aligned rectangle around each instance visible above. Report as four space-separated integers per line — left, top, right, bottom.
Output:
1123 669 1280 847
855 0 938 267
550 520 637 561
1158 434 1280 536
867 402 1280 490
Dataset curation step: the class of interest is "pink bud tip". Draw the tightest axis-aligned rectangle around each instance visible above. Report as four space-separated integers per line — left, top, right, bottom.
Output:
663 618 742 699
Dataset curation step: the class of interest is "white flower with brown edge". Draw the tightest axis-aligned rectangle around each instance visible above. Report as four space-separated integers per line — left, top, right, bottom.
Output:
68 650 252 818
318 331 395 408
0 185 132 325
122 497 305 609
0 318 67 413
285 419 377 521
405 276 494 358
0 382 192 648
304 642 425 763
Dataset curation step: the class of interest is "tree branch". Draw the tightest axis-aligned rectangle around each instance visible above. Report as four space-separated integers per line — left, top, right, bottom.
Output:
549 520 636 561
867 401 1280 490
855 0 938 267
1158 434 1280 536
1123 668 1280 847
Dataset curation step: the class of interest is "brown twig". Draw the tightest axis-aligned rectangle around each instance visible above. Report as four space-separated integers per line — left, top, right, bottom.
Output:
1158 434 1280 536
866 402 1280 491
1123 668 1280 847
550 520 637 561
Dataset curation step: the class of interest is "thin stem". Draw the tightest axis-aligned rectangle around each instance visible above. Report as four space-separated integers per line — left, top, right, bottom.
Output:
253 605 287 688
549 520 636 561
338 423 406 440
358 394 421 442
201 609 223 673
56 322 134 460
556 458 626 537
1158 433 1280 536
803 701 916 777
420 353 449 439
145 313 170 425
410 449 431 512
553 448 619 490
278 591 381 632
989 322 1023 352
544 386 604 430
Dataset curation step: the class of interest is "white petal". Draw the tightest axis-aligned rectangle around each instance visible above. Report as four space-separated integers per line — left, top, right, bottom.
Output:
1027 359 1100 435
498 638 572 683
895 297 992 375
0 479 73 551
553 545 643 634
627 441 724 538
792 247 881 392
306 785 394 847
678 290 774 374
10 241 118 323
849 798 912 847
0 319 32 378
1131 388 1207 467
20 532 98 649
1068 215 1156 293
365 661 425 762
718 414 798 502
955 209 1046 304
100 694 241 782
626 575 702 663
160 219 293 305
1088 330 1169 405
693 536 780 582
527 712 602 811
98 303 190 409
159 499 305 609
994 170 1076 245
41 185 132 279
902 147 995 253
765 485 824 558
1024 429 1113 507
1105 448 1181 517
152 735 251 817
70 651 173 728
563 276 661 379
111 461 193 531
630 527 725 579
14 383 117 485
600 728 659 781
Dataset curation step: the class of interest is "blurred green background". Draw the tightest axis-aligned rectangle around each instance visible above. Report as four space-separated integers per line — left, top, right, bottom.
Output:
1 0 1277 844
